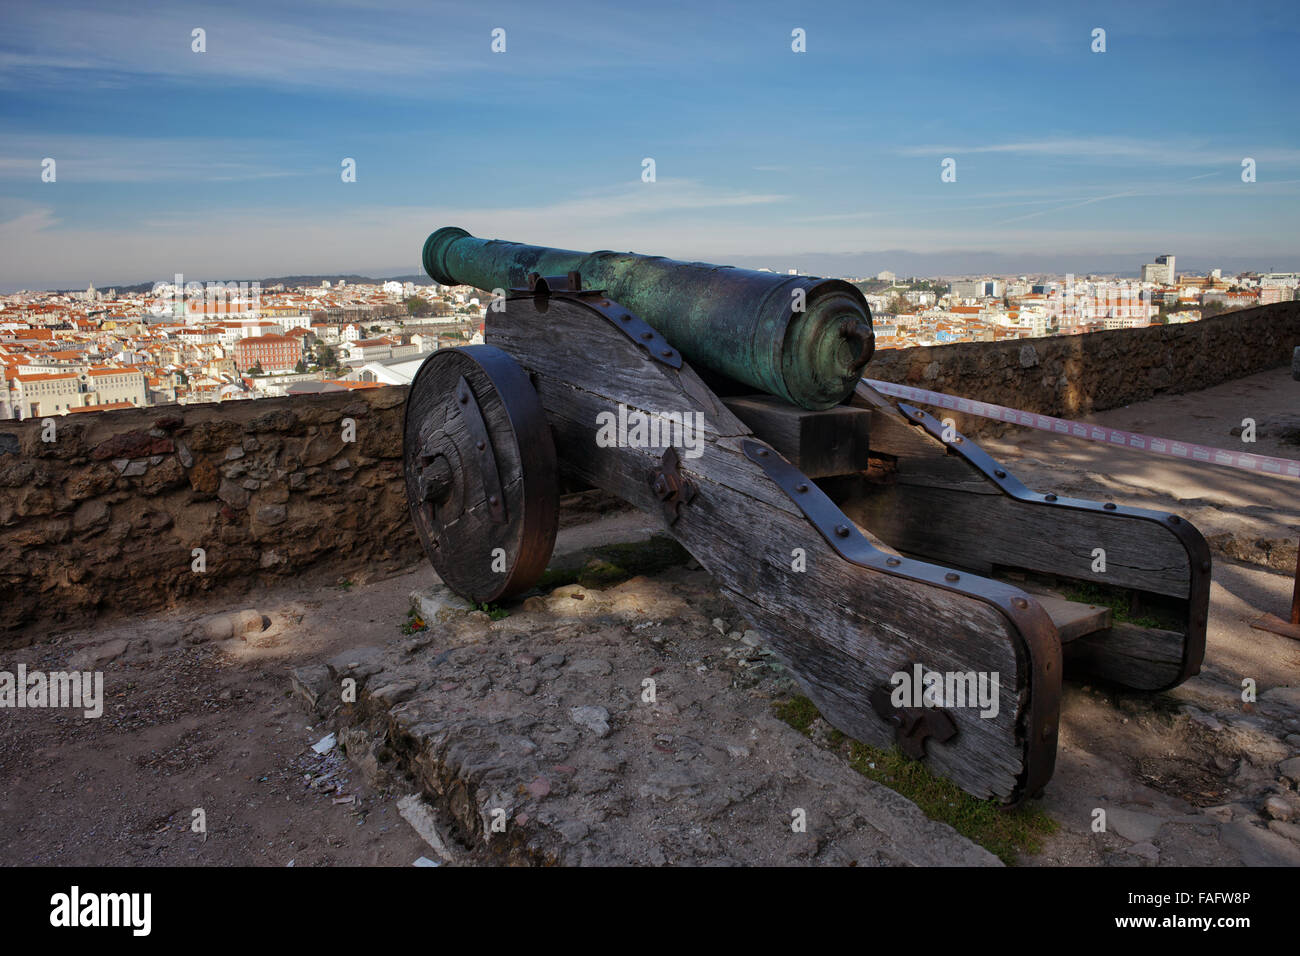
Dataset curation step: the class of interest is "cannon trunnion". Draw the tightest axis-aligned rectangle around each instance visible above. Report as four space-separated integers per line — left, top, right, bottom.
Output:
401 233 1210 806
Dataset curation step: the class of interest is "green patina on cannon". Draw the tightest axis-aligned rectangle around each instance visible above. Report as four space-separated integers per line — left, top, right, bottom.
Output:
422 226 875 410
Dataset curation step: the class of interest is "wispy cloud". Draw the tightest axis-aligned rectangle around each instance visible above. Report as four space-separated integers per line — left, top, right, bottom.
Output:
897 138 1300 168
0 134 307 183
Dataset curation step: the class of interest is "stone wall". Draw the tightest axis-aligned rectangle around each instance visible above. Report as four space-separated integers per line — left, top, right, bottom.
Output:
0 386 418 635
867 302 1300 437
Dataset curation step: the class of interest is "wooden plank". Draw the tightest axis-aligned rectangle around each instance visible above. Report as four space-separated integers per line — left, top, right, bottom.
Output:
490 299 1057 802
1061 622 1186 690
721 395 870 478
840 482 1192 598
1029 594 1112 644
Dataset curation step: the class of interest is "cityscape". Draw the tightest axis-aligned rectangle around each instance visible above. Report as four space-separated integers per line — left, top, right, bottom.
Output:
2 255 1296 420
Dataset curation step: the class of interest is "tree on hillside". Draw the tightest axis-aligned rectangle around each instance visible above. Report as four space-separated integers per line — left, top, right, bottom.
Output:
404 296 433 317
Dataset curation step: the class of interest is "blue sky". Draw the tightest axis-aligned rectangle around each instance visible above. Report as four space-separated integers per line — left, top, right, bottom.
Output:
1 0 1297 290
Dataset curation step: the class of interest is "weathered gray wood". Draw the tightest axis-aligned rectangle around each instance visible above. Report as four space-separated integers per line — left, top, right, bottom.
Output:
406 352 536 601
838 482 1192 598
1029 593 1112 644
1061 622 1186 690
490 299 1055 802
721 395 871 478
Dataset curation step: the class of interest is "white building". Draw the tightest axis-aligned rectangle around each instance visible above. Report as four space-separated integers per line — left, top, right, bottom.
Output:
1140 255 1176 285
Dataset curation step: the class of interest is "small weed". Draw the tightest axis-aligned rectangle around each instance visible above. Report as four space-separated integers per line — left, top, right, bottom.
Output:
1060 582 1175 629
774 695 1057 864
399 607 427 635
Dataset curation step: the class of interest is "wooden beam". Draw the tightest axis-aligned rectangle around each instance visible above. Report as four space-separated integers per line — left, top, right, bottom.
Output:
721 395 870 478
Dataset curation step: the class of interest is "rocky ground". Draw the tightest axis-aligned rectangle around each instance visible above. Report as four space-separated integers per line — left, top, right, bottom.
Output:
295 571 1001 866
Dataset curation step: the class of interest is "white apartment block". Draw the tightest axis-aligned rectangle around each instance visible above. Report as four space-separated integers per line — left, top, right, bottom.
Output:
82 367 146 407
9 371 83 417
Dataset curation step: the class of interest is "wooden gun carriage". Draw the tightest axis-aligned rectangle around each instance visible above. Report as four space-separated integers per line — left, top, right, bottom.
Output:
401 227 1210 805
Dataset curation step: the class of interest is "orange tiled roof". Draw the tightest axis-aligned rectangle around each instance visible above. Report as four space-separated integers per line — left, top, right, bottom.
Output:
11 371 79 383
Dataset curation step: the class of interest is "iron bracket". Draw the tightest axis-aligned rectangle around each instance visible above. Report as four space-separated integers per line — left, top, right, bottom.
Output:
868 684 959 759
650 447 698 525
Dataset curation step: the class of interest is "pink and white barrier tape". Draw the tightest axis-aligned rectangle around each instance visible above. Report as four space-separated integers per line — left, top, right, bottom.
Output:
862 379 1300 480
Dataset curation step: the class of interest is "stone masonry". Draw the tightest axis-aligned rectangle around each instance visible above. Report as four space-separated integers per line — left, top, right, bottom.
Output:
0 387 418 636
869 302 1300 438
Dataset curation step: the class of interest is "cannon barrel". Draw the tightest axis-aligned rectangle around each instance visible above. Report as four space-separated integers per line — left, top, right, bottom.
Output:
423 226 874 410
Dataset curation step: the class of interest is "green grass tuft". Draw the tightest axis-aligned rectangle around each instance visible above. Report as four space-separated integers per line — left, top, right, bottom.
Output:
1060 581 1176 630
535 535 692 592
774 695 1057 865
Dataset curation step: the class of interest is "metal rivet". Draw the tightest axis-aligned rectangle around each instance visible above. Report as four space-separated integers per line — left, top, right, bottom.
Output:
640 331 653 340
1103 502 1116 510
660 349 673 357
953 436 962 443
1169 515 1180 524
1045 493 1057 502
796 483 808 493
886 557 901 566
994 469 1006 478
834 525 850 538
458 395 468 404
1200 560 1211 573
757 449 769 457
489 495 499 506
1012 597 1029 609
1042 724 1055 737
475 440 485 450
620 314 632 321
944 572 959 582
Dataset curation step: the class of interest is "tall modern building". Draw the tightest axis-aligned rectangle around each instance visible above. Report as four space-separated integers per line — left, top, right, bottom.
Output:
1140 254 1176 285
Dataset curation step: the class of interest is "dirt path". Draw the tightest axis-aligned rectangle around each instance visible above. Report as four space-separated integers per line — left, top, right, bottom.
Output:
0 565 436 866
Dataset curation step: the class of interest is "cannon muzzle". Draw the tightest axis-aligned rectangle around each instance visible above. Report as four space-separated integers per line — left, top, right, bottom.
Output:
423 226 874 410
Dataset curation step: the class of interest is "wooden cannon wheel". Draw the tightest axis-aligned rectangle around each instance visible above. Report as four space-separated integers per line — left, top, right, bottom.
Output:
402 345 559 603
